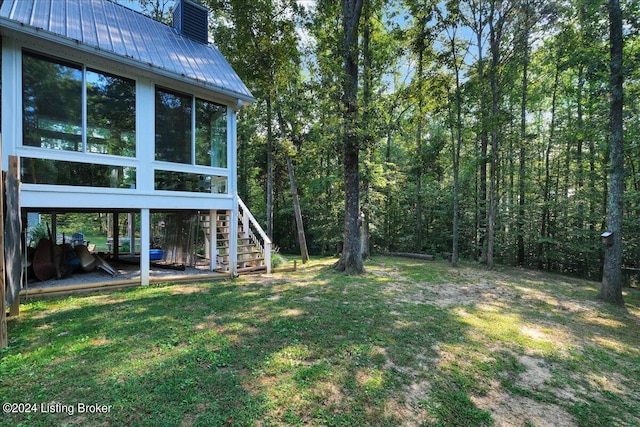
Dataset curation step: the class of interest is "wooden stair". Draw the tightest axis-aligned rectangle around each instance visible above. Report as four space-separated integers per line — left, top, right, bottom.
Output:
199 206 270 274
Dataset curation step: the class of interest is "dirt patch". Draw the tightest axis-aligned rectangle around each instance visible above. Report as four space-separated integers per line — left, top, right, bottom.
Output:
370 263 614 426
516 355 553 390
472 383 575 427
420 282 508 308
168 284 210 295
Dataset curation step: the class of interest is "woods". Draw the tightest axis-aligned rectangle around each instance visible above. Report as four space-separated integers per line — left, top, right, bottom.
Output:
167 1 638 289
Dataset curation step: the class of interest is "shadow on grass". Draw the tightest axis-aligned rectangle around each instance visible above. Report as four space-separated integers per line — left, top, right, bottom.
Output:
7 258 609 426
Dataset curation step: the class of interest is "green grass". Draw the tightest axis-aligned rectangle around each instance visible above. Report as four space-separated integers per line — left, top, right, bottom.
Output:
2 257 639 426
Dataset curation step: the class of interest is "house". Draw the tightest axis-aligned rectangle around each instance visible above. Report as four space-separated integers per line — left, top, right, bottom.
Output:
0 0 271 288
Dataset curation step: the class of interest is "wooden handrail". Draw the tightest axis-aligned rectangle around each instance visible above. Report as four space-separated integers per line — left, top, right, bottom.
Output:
238 197 272 245
238 197 271 273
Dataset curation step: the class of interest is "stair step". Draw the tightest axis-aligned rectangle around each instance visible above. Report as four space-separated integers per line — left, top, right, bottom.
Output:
217 252 263 259
218 248 262 256
216 262 264 271
217 243 259 249
237 265 267 273
201 206 269 274
215 265 267 274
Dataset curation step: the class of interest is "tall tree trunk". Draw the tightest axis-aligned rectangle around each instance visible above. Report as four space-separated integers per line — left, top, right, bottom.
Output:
360 0 373 260
415 47 425 253
335 0 365 273
517 1 531 267
575 66 586 275
449 29 463 267
576 65 585 228
539 63 559 270
478 123 488 262
266 95 274 240
486 1 502 269
469 0 489 263
384 128 392 251
599 0 624 305
588 125 597 234
486 117 497 268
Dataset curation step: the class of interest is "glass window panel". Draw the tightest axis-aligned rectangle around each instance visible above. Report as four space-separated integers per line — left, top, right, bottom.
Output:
196 99 227 168
155 170 227 194
22 52 82 151
21 157 136 188
155 88 192 164
86 69 136 156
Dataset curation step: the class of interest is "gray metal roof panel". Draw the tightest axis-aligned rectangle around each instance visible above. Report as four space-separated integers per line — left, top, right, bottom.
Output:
0 0 253 102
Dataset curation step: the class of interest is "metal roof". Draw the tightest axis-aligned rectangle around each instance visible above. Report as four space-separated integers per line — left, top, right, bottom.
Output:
0 0 254 103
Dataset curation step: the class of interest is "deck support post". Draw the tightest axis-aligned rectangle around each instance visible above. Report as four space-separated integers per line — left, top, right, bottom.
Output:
140 209 150 286
209 209 216 271
128 212 135 255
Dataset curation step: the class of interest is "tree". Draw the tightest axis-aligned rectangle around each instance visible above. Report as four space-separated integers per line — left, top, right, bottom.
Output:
360 0 374 260
116 0 173 23
463 0 490 263
276 91 311 263
485 0 513 269
516 0 536 267
408 2 429 254
335 0 365 273
208 0 302 242
598 0 624 305
437 1 467 267
128 0 639 281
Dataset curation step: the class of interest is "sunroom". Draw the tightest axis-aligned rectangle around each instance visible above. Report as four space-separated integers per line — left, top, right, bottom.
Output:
0 0 270 292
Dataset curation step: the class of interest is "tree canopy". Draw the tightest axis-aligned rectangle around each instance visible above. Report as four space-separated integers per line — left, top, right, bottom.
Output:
131 0 640 301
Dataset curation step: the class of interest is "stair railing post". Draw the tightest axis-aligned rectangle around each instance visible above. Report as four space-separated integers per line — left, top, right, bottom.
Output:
265 241 272 274
229 207 238 277
242 207 250 239
209 210 216 271
201 214 209 260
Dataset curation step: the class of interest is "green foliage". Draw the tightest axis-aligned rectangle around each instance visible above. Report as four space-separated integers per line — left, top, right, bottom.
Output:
425 378 494 427
26 222 48 247
134 0 640 279
271 250 287 268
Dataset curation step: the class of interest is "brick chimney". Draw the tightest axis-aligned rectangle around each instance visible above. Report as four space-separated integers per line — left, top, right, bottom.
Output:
173 0 209 44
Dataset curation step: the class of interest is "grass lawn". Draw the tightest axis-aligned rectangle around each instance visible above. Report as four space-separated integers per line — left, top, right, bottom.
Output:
2 256 639 426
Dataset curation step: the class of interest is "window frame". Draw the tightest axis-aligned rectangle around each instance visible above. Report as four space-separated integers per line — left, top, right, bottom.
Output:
21 49 137 158
155 85 229 170
10 43 235 198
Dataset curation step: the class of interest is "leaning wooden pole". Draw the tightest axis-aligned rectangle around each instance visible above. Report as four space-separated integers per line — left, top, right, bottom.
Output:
286 155 309 263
